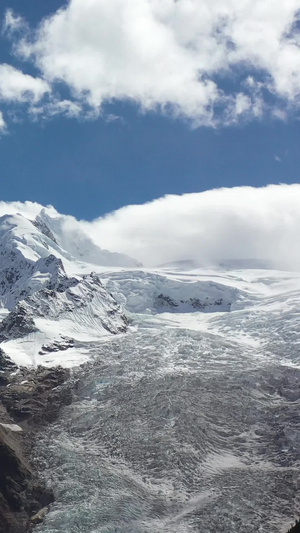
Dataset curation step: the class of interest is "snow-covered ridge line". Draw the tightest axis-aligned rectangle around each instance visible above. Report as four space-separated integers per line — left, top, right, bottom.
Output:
36 208 141 268
0 212 131 367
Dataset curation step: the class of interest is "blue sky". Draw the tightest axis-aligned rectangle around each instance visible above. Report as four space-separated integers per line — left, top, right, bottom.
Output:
0 0 300 220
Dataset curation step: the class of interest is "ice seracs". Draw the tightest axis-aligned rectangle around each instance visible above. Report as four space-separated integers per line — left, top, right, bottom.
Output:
103 269 245 314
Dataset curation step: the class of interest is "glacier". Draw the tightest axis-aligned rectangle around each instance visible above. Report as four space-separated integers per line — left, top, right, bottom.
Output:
32 266 300 533
0 209 299 531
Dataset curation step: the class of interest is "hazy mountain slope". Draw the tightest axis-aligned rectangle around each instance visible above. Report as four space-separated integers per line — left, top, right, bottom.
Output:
35 208 141 268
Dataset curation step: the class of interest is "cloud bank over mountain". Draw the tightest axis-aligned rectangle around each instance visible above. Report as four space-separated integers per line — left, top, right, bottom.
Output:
1 0 300 127
2 184 300 269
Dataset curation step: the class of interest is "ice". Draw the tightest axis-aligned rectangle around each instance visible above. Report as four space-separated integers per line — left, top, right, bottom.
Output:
34 327 300 533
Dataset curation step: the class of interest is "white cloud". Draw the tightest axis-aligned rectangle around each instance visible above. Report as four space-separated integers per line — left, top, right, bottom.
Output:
3 9 27 35
2 185 300 271
30 99 83 119
0 64 50 103
5 0 300 124
83 184 300 269
0 111 6 130
0 201 57 219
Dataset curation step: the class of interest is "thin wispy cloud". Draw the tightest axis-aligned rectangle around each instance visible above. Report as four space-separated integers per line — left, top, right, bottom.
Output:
3 8 27 35
0 0 300 127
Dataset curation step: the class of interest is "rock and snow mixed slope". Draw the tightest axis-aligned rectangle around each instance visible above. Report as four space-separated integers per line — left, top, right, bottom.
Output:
0 212 133 366
0 209 262 368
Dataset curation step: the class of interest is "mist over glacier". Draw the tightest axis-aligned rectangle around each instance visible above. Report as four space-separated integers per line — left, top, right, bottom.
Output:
1 183 300 269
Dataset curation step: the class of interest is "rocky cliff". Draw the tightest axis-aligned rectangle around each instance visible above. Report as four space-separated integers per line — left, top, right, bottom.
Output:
0 353 74 532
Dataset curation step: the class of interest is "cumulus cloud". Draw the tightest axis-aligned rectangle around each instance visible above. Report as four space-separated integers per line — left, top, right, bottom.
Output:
1 185 300 270
2 0 300 125
0 64 50 103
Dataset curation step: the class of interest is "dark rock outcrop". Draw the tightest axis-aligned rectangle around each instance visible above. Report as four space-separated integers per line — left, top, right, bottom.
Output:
0 366 72 425
288 520 300 532
0 416 54 533
0 359 75 532
32 217 57 245
0 305 37 343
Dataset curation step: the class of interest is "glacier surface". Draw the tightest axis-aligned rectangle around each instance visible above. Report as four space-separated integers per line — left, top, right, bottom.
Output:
33 267 300 533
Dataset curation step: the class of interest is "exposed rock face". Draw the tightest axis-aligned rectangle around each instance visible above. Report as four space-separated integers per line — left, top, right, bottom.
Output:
24 271 128 333
0 418 54 533
0 366 73 424
155 293 231 311
0 362 75 532
288 521 300 532
32 217 57 245
0 348 16 386
0 305 38 343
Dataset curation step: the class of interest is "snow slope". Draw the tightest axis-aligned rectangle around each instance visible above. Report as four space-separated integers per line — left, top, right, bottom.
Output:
35 208 141 268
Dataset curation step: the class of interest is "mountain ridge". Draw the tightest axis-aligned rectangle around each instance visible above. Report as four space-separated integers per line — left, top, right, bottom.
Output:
0 212 131 367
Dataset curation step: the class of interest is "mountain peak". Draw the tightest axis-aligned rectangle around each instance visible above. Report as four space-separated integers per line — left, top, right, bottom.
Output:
0 210 129 367
36 208 141 268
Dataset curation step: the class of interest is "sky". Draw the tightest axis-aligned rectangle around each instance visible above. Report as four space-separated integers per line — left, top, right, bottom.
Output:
0 1 300 268
0 0 299 221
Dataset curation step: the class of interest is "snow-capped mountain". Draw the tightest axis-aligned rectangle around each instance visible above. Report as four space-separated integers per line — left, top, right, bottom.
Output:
0 207 300 532
35 208 141 268
0 212 132 366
